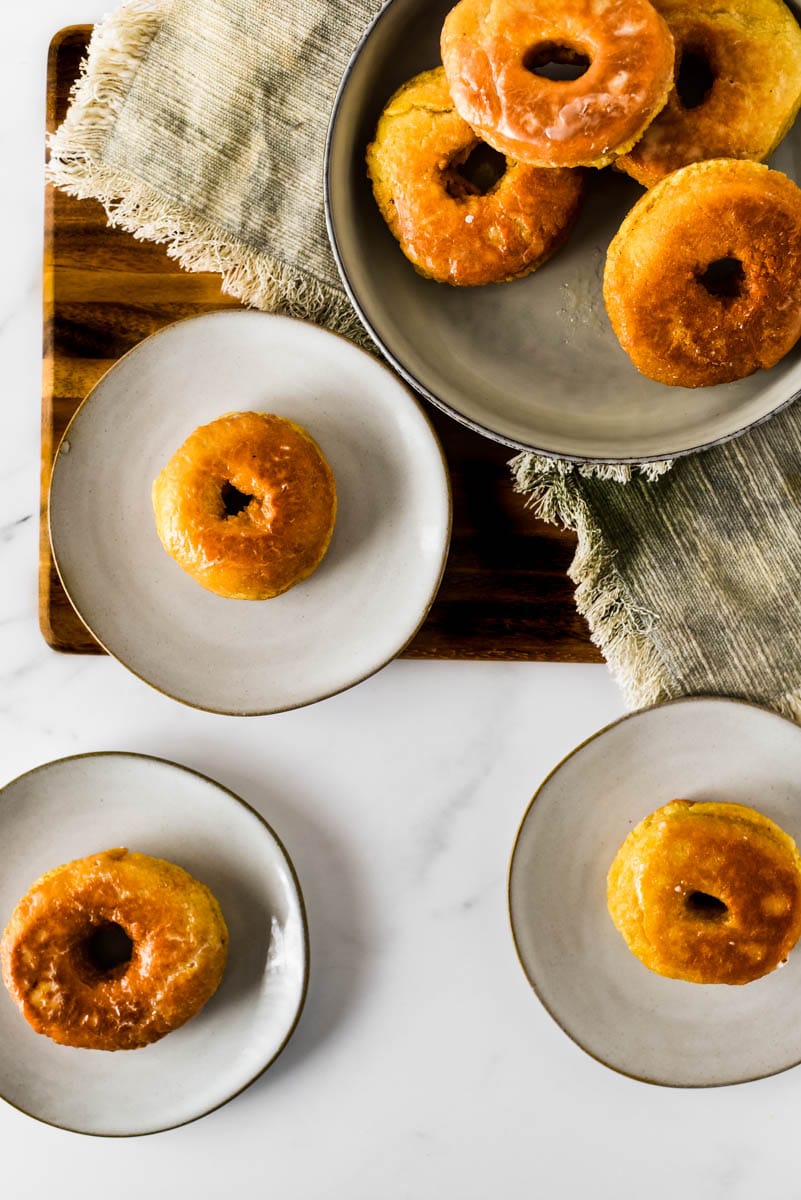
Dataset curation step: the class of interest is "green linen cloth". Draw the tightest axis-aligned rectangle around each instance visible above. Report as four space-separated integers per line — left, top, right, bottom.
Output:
49 0 801 719
512 410 801 720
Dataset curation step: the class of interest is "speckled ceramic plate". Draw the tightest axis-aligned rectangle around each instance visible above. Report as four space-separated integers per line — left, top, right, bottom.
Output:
0 752 308 1136
509 697 801 1087
48 311 451 714
326 0 801 462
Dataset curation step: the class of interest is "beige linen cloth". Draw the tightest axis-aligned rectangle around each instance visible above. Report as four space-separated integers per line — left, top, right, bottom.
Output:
49 0 801 720
50 0 381 338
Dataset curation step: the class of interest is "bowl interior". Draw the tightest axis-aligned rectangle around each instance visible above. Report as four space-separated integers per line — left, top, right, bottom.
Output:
326 0 801 461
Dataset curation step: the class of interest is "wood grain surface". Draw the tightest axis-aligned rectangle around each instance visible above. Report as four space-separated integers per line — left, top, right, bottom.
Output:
41 26 600 663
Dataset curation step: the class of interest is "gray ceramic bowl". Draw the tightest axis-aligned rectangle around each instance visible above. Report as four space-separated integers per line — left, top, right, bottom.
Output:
325 0 801 463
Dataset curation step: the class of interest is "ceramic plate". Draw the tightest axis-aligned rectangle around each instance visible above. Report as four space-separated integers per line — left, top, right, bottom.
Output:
49 311 451 714
0 753 308 1136
509 697 801 1087
326 0 801 462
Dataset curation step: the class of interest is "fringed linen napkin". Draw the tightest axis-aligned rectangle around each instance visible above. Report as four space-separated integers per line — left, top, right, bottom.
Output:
49 0 380 339
49 0 801 719
513 403 801 721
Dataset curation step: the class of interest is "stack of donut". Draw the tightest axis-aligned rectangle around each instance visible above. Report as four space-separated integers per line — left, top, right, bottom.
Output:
367 0 801 388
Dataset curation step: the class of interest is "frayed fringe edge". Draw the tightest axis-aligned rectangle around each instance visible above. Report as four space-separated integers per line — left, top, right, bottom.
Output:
513 457 801 726
48 1 167 164
46 0 369 345
774 688 801 725
511 455 677 710
509 451 674 487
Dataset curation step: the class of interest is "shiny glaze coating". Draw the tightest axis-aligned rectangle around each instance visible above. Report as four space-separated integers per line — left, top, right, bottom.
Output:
617 0 801 187
152 411 337 600
440 0 675 168
604 159 801 387
366 68 584 286
607 801 801 985
0 849 229 1049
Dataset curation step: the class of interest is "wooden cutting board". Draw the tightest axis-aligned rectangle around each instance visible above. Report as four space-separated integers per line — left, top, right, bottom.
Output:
41 26 599 663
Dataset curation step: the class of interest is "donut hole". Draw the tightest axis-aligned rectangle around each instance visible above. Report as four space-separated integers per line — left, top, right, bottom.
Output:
221 480 255 518
446 143 507 199
697 257 745 301
85 922 134 975
676 47 715 110
686 891 729 920
523 42 591 82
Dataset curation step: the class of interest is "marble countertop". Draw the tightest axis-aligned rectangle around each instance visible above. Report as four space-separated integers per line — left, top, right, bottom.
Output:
0 5 792 1196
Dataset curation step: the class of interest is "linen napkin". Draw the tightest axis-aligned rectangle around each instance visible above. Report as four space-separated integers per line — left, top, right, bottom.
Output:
512 407 801 720
49 0 801 720
49 0 380 340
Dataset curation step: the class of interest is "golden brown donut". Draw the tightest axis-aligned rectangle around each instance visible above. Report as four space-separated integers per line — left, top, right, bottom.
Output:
366 68 585 286
0 849 229 1049
440 0 675 169
616 0 801 188
152 411 337 600
604 159 801 387
607 801 801 985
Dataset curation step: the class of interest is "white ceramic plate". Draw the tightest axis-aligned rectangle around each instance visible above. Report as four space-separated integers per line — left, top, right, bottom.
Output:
326 0 801 462
0 753 308 1135
49 311 451 714
509 697 801 1087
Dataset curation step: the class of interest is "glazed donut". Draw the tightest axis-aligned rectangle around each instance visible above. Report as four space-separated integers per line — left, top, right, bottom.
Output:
0 849 229 1049
604 159 801 387
440 0 675 169
152 411 337 600
366 68 585 286
616 0 801 188
607 801 801 985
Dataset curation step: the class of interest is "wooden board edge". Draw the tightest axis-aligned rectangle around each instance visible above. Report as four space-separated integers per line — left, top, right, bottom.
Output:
400 645 599 662
40 28 64 652
41 26 105 654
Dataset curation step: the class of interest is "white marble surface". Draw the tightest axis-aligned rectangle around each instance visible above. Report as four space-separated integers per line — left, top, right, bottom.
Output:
0 5 795 1196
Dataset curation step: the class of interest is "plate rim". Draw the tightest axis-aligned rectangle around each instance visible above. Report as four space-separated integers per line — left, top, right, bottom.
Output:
507 694 801 1089
0 749 311 1137
47 309 453 717
323 0 801 465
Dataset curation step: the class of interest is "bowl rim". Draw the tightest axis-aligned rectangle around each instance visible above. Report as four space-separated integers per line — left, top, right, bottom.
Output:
323 0 801 465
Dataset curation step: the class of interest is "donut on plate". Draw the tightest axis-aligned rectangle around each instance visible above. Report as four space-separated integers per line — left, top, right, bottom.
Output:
366 68 585 286
603 158 801 387
607 801 801 985
616 0 801 188
440 0 675 169
152 411 337 601
0 848 229 1049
